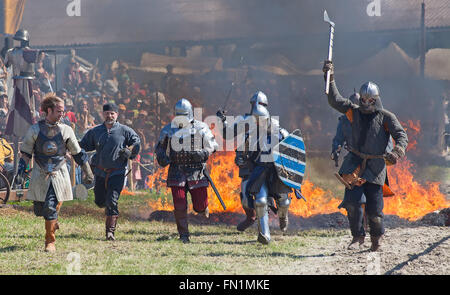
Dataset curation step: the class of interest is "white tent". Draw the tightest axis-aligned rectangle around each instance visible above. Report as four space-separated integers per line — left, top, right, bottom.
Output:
424 48 450 81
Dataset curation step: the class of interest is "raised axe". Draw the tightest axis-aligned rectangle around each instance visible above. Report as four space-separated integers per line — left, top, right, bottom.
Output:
323 10 335 95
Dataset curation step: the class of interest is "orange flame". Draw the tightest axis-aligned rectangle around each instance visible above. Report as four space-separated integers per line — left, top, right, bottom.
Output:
144 118 448 221
402 120 421 152
385 158 449 220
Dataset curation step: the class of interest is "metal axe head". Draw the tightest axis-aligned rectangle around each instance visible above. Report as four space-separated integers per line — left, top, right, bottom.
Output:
324 10 335 27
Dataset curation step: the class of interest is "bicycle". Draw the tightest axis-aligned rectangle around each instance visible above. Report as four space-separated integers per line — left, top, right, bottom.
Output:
0 163 11 204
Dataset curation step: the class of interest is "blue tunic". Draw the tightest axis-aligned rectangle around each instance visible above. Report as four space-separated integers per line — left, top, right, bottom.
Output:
80 122 141 178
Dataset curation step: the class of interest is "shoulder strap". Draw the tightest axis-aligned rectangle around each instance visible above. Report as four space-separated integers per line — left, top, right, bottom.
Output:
345 109 353 123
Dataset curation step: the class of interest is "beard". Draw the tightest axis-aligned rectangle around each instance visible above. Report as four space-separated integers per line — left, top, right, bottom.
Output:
105 118 116 125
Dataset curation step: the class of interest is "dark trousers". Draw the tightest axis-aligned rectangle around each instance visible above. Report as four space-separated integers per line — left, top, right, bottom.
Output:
343 182 385 237
94 174 125 216
33 183 59 221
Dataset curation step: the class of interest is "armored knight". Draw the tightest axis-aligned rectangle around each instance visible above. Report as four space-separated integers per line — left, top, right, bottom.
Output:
4 29 42 137
155 98 218 243
323 60 408 251
216 91 267 231
16 93 93 252
242 104 293 244
217 91 292 239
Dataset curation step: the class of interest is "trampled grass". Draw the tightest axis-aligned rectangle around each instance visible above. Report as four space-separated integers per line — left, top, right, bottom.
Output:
0 191 347 275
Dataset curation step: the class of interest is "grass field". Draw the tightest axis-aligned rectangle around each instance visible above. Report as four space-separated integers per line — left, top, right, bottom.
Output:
1 158 448 275
0 192 348 275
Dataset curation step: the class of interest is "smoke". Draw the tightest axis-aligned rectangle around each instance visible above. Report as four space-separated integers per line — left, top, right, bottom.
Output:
19 0 450 157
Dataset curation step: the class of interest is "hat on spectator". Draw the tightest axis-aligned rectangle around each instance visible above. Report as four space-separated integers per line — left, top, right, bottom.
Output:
92 91 101 97
65 99 74 107
103 102 119 113
118 104 126 111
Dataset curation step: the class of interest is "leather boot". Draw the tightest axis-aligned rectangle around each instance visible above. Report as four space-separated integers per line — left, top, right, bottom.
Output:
370 235 382 252
200 207 209 218
237 207 256 232
45 220 58 252
279 216 288 232
174 210 189 243
105 215 119 241
347 236 365 250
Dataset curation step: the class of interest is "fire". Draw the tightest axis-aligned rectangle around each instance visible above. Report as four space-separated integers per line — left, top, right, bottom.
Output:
382 119 448 220
288 180 343 216
121 188 135 196
385 158 449 220
145 165 173 211
143 118 448 222
402 120 421 152
145 151 344 217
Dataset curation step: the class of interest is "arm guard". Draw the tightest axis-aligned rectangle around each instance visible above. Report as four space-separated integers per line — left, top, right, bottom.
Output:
73 150 89 166
73 150 94 184
155 138 170 167
81 161 94 184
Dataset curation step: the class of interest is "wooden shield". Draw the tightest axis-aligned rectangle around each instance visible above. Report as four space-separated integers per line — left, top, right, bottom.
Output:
271 129 306 190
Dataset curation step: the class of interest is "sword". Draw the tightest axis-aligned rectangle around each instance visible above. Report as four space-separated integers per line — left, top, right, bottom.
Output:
203 169 226 210
220 81 235 113
323 10 335 94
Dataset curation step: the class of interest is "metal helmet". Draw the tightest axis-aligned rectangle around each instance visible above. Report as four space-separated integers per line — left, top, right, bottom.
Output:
250 91 268 107
252 103 270 118
174 98 193 120
359 82 380 100
13 29 30 42
251 103 271 131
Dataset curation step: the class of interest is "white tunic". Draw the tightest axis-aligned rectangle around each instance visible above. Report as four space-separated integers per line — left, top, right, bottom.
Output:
20 122 81 202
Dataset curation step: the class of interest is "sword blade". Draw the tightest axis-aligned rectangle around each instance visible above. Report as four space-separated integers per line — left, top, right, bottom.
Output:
203 169 226 210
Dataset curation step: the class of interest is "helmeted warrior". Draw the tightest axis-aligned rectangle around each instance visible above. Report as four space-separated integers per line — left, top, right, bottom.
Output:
216 91 269 232
244 104 292 245
331 91 360 164
4 29 42 137
16 94 93 252
323 60 408 251
156 98 218 243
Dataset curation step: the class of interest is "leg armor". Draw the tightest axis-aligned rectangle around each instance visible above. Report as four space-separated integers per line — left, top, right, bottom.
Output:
240 179 254 209
276 194 291 232
254 183 270 244
237 179 256 231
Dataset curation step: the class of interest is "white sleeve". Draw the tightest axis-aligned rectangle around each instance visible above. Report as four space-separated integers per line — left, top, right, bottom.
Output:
20 125 39 156
62 124 82 155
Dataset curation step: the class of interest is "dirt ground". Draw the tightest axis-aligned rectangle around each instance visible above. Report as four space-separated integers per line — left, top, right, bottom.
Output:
148 209 450 275
281 225 449 275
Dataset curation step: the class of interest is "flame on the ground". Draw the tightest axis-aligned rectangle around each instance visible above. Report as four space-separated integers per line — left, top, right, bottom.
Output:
385 158 449 220
121 188 135 196
144 119 448 221
145 152 345 217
